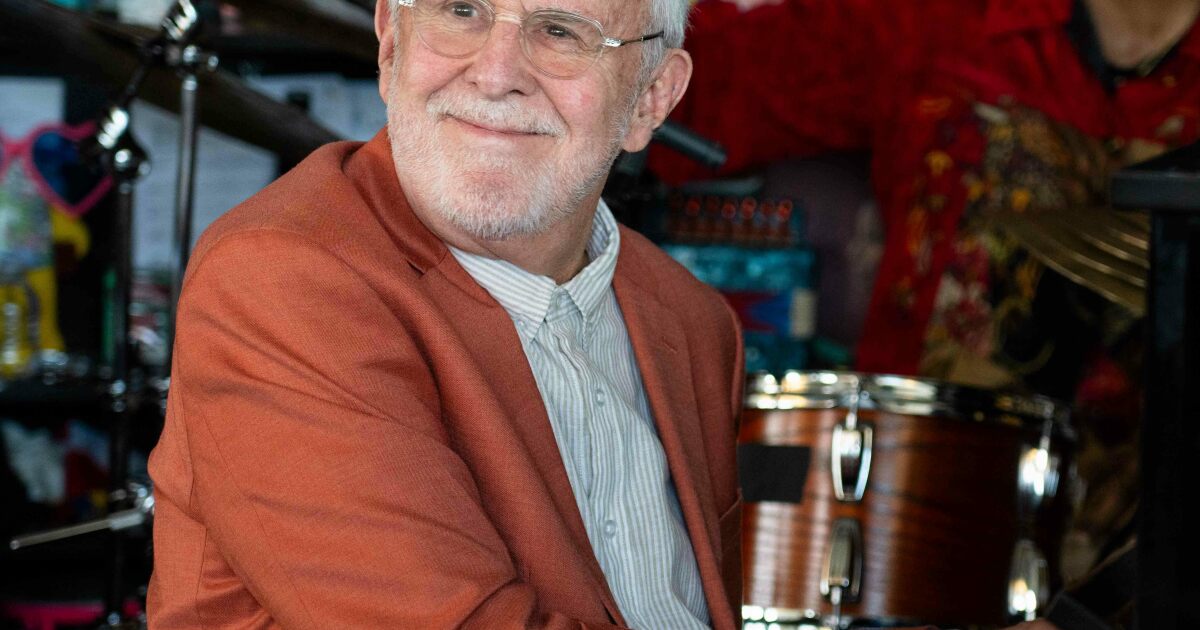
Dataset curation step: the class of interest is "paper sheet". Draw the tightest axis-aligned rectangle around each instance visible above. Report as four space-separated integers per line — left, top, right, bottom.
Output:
247 73 387 141
130 101 277 270
0 78 66 139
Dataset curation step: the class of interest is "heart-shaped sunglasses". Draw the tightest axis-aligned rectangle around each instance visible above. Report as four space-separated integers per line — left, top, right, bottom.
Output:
0 121 114 218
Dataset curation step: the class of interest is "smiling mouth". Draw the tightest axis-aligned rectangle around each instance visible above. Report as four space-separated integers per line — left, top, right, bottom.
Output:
448 115 539 137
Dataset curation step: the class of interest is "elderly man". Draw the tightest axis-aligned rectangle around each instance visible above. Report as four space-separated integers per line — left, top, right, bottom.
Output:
146 0 746 628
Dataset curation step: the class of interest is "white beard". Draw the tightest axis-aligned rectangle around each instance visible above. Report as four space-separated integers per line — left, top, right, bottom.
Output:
385 66 634 241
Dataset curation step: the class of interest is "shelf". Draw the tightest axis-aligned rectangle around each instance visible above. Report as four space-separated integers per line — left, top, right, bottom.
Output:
0 377 107 416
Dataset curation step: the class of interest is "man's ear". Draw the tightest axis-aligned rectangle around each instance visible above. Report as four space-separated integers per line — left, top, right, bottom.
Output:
376 0 396 101
621 49 693 154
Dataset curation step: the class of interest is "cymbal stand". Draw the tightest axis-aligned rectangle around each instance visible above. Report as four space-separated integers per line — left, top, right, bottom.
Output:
95 103 151 628
6 89 154 630
7 2 202 627
96 3 205 623
162 33 218 400
1111 142 1200 629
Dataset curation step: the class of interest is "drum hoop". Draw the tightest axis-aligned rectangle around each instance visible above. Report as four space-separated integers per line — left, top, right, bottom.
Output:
745 370 1073 433
740 605 927 629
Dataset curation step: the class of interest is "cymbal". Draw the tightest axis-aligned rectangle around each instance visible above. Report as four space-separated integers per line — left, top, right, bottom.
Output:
991 205 1149 316
222 0 377 64
1 0 341 165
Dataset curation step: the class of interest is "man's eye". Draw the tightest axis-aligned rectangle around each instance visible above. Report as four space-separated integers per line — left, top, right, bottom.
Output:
543 23 579 40
449 3 477 17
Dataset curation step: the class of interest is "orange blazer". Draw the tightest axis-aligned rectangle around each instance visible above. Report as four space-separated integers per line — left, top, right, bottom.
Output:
147 130 746 629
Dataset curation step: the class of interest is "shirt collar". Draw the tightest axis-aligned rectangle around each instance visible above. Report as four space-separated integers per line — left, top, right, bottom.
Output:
984 0 1200 60
449 199 620 334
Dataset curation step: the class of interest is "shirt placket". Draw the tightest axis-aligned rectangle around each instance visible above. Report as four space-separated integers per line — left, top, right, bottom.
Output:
544 292 631 597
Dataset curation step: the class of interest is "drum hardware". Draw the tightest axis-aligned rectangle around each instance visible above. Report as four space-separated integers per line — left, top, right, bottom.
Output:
1017 426 1062 522
740 370 1075 629
9 481 154 551
0 1 354 625
221 0 379 64
161 6 218 376
995 394 1072 427
830 376 871 503
742 604 929 630
83 0 212 380
89 75 152 630
3 0 341 165
88 3 201 624
741 606 831 630
1009 422 1061 620
1007 539 1051 621
1111 140 1200 630
820 518 864 627
2 2 200 625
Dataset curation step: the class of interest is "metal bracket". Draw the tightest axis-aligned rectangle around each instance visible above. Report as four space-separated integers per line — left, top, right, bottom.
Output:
821 518 863 628
830 379 873 502
1008 538 1050 621
1017 424 1062 523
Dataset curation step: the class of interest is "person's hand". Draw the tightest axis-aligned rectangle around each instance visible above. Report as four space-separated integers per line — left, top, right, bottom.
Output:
1001 621 1060 630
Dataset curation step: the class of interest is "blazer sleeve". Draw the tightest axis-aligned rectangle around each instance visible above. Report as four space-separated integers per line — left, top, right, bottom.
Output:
147 229 624 630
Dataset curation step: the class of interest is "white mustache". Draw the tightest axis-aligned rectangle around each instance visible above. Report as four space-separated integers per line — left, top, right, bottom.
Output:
427 92 566 137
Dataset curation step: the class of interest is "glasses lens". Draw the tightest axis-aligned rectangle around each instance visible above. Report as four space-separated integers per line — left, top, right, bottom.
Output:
523 12 603 78
414 0 493 57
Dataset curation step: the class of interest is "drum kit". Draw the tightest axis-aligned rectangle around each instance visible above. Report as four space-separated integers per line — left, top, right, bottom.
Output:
0 2 1115 630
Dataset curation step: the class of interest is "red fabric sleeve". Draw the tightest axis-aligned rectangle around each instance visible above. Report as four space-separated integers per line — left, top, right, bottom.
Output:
652 0 897 182
653 0 977 184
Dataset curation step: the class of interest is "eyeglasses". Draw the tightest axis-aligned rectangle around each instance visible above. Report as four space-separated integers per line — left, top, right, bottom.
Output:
395 0 665 79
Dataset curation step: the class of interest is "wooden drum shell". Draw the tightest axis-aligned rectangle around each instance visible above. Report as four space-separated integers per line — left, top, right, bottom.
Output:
740 406 1040 628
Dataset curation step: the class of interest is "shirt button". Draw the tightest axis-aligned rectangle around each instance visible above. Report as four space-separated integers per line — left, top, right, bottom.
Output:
594 389 606 407
602 519 617 539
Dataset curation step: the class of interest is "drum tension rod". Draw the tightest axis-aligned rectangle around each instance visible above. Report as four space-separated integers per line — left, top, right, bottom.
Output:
831 376 873 503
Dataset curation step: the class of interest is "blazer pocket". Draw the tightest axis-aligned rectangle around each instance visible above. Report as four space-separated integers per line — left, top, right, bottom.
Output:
717 491 744 612
717 492 743 557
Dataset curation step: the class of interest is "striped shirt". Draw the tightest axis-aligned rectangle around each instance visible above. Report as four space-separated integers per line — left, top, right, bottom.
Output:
448 202 710 629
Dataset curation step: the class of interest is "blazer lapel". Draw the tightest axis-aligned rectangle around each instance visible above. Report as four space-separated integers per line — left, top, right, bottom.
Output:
349 131 625 622
613 263 736 630
423 258 627 625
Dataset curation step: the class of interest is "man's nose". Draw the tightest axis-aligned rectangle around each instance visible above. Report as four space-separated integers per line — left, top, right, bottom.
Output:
463 15 538 98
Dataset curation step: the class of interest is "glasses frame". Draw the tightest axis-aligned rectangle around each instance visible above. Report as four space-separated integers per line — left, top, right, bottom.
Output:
394 0 665 79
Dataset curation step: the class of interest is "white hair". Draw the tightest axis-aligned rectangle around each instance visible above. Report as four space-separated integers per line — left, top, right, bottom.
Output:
640 0 690 81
